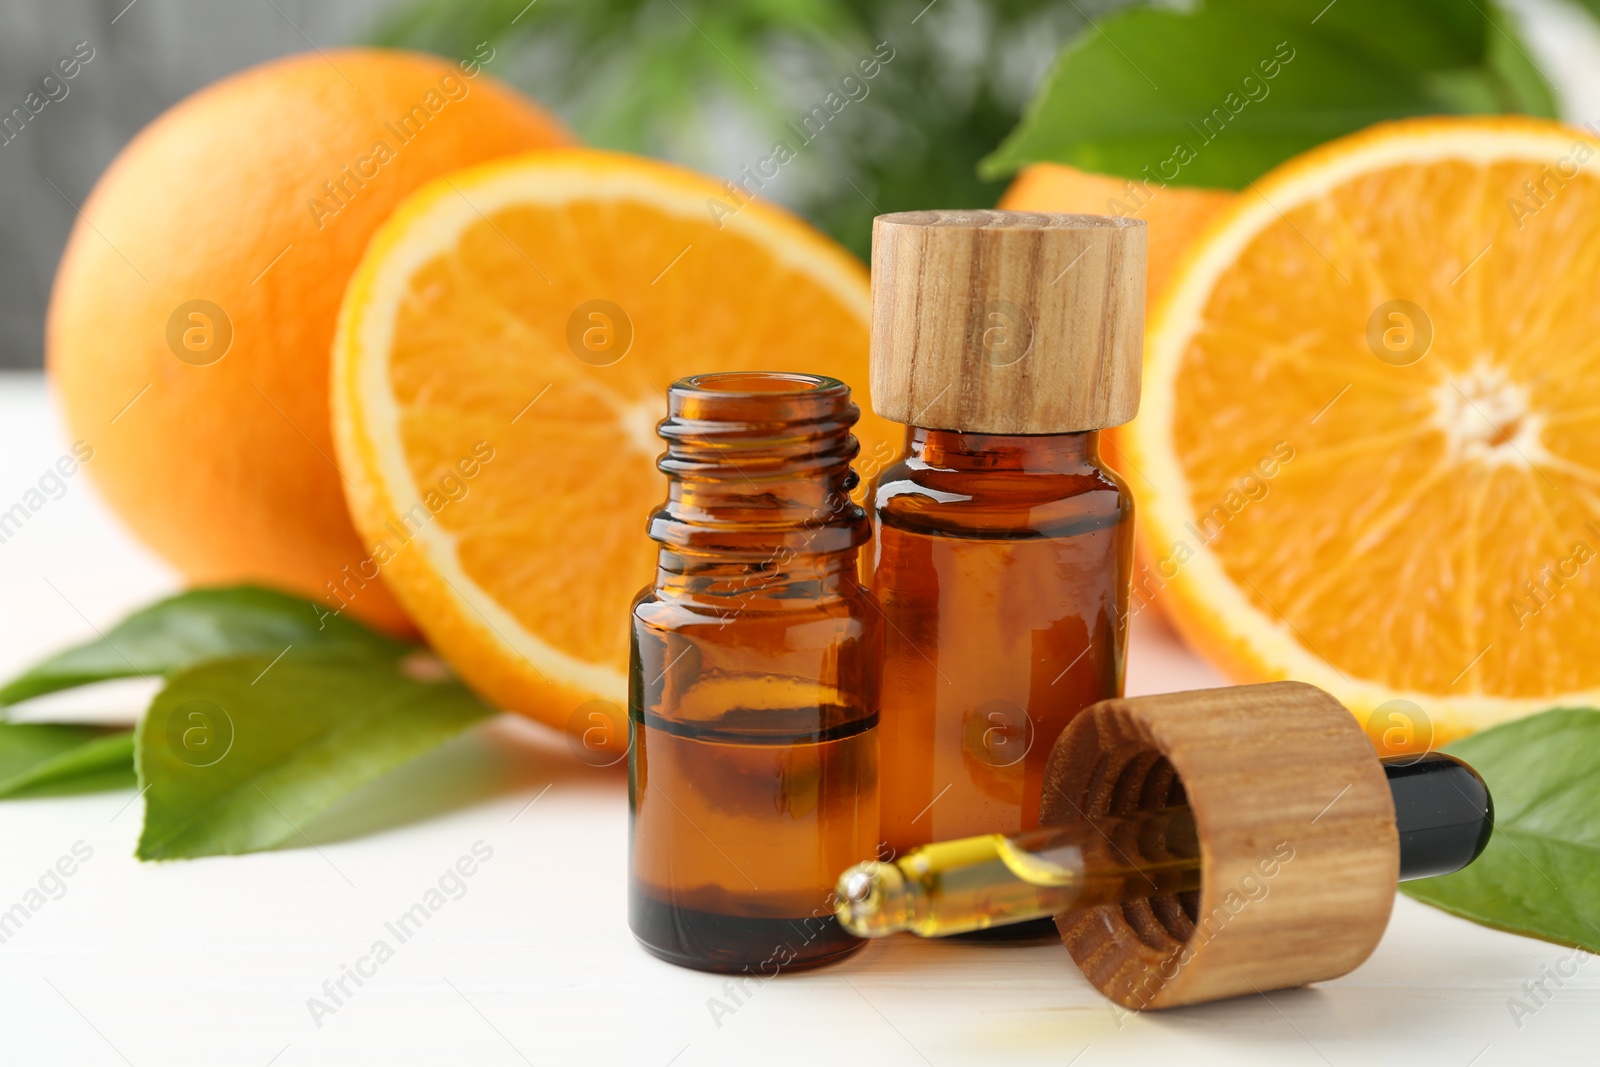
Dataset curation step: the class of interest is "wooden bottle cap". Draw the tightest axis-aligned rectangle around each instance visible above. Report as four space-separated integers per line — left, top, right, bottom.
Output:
870 210 1146 434
1040 681 1397 1010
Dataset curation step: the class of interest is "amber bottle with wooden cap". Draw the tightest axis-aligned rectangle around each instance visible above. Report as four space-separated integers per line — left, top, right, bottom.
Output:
629 372 881 974
866 210 1146 925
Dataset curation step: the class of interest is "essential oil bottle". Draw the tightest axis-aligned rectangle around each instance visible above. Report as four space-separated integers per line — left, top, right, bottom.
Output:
628 372 882 973
865 211 1145 927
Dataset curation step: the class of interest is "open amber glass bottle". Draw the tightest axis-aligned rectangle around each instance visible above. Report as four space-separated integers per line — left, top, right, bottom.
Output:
866 211 1146 940
629 371 882 973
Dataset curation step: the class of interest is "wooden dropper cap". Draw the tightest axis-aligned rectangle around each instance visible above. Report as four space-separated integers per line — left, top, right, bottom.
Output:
1040 681 1399 1010
870 210 1146 434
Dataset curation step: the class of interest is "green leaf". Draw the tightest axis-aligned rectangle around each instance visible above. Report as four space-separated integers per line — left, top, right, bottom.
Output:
1481 2 1560 119
369 0 1095 259
0 586 405 708
0 724 135 798
135 652 494 860
1401 708 1600 952
980 0 1559 189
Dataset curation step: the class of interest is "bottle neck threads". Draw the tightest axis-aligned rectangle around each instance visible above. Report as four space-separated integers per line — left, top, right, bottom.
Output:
648 372 870 581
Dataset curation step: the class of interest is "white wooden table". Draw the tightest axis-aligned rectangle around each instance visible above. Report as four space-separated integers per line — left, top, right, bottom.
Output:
0 372 1592 1066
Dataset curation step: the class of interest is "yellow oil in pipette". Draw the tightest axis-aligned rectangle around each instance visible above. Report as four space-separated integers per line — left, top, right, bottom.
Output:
836 808 1200 938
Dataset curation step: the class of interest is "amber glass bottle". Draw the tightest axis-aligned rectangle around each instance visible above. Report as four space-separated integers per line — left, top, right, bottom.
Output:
871 429 1132 850
629 371 882 973
866 211 1146 924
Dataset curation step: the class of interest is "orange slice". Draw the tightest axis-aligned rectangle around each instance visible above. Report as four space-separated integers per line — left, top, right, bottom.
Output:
333 149 897 734
1126 116 1600 747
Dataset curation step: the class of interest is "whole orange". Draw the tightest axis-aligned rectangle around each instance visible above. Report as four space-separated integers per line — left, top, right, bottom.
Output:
47 49 571 632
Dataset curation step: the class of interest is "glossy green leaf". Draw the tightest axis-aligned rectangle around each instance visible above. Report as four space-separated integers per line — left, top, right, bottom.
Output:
1402 709 1600 952
0 724 135 798
0 586 405 708
980 0 1559 189
135 652 494 860
1482 2 1560 120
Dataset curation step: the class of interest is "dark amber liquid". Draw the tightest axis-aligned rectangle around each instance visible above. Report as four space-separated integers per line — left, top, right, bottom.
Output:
628 563 882 972
629 702 876 972
870 429 1132 855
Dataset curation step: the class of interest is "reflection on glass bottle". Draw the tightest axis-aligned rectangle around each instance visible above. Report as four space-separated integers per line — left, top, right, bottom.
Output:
871 429 1132 848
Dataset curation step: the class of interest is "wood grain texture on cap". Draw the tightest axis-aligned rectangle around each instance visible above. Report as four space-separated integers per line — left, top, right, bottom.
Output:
870 209 1145 434
1040 681 1398 1010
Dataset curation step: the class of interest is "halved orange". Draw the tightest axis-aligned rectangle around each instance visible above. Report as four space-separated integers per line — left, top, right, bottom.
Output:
1127 116 1600 746
332 149 897 736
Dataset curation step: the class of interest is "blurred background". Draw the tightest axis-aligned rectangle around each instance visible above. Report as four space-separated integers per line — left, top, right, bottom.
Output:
5 0 1600 369
0 0 1090 369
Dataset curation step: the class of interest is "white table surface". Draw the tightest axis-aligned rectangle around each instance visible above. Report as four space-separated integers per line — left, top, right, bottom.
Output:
0 371 1592 1067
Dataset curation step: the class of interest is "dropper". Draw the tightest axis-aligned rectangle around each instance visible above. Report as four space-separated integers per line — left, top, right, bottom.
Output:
837 752 1493 939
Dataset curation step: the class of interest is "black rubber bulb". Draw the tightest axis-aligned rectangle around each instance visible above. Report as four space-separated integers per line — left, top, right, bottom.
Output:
1382 752 1494 881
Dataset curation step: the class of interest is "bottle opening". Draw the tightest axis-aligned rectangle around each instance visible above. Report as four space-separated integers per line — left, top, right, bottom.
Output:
650 371 869 557
679 371 841 396
664 371 858 437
